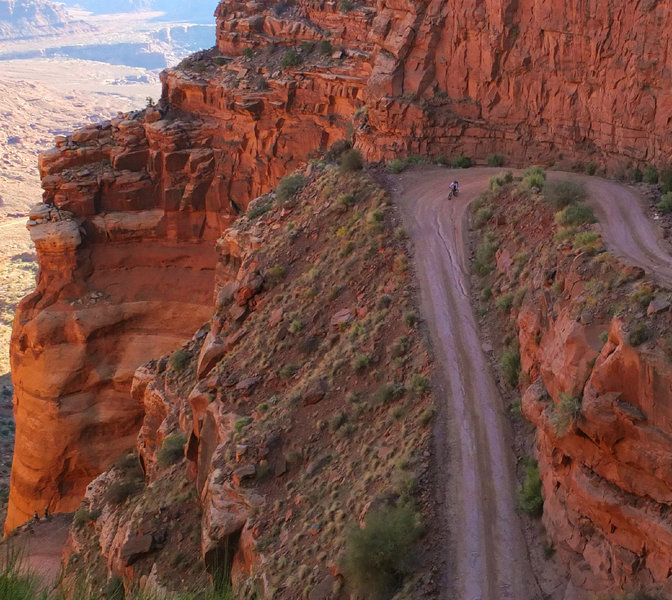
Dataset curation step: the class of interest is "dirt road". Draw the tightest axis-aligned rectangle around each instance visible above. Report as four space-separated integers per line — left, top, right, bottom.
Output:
394 166 672 600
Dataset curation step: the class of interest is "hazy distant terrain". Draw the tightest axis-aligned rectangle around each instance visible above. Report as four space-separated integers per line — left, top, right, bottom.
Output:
62 0 217 22
0 0 93 40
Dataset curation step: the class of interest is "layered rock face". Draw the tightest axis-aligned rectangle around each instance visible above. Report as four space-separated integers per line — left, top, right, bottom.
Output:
518 260 672 592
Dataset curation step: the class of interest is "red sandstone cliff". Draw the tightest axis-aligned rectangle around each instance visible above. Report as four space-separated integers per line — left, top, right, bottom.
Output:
9 0 672 558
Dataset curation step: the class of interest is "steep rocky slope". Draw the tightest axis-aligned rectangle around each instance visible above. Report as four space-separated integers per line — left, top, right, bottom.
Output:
59 164 434 599
471 172 672 596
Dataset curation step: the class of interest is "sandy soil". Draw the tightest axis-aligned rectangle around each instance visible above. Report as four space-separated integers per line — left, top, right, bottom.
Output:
393 166 672 600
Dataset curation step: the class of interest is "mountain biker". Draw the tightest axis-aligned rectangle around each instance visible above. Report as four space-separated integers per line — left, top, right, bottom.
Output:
449 180 459 196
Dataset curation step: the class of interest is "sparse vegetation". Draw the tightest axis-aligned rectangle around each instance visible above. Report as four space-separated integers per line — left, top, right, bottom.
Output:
487 153 504 167
556 203 596 226
474 233 499 276
280 48 301 68
275 173 307 204
168 348 190 373
342 505 423 599
522 165 546 190
657 192 672 213
451 154 472 168
387 159 406 174
543 179 587 209
157 433 187 468
499 346 521 388
517 458 543 517
550 394 581 435
628 323 651 346
338 149 364 172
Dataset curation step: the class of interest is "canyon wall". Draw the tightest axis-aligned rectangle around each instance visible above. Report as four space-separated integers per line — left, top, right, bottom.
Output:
9 0 672 535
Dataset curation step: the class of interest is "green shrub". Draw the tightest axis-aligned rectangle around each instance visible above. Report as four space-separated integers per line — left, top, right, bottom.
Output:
339 0 354 11
342 505 423 599
543 179 586 209
549 394 581 435
657 192 672 213
408 373 429 395
630 282 655 309
275 173 306 203
373 383 405 406
247 199 272 219
234 416 253 432
628 323 651 346
473 207 493 229
556 203 596 226
631 168 643 183
473 234 499 276
281 48 301 68
265 264 286 285
586 161 597 175
324 139 350 162
489 170 513 192
168 348 190 373
404 311 418 327
319 40 333 56
659 168 672 193
495 293 513 313
353 353 371 371
522 165 546 190
106 481 140 505
499 347 521 387
451 154 472 168
387 159 406 174
517 459 543 517
573 231 601 251
339 149 364 172
102 575 125 600
157 433 187 468
242 47 254 59
487 153 504 167
643 165 659 184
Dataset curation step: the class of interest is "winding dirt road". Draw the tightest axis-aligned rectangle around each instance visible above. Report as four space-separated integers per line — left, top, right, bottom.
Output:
394 166 672 600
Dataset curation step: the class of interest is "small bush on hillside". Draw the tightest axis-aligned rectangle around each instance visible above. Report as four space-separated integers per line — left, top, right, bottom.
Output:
495 293 514 313
157 433 187 468
487 153 504 167
473 207 493 229
387 159 406 173
657 192 672 213
242 47 255 59
550 394 581 436
281 48 301 68
474 234 499 276
102 576 125 600
517 459 543 518
499 347 521 388
630 282 655 309
319 40 333 56
106 481 140 505
643 165 659 184
489 170 514 192
628 323 651 346
325 139 350 162
451 154 472 168
168 348 190 373
543 179 587 209
276 173 306 204
342 504 423 599
631 168 643 183
659 168 672 193
556 203 596 226
522 165 546 190
409 373 429 396
339 149 364 172
339 0 354 11
586 161 598 175
573 231 601 252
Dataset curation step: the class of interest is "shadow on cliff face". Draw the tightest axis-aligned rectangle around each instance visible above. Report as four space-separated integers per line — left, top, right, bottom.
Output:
0 372 13 526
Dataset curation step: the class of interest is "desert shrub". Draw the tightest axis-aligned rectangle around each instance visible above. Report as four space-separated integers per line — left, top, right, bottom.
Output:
276 173 306 203
319 40 333 56
573 231 601 251
657 192 672 213
353 353 371 371
242 47 254 59
517 459 543 517
489 170 514 192
499 347 521 388
168 348 190 373
279 364 299 378
247 198 272 220
631 282 655 309
157 433 187 468
473 234 499 276
522 165 546 190
628 323 651 346
404 311 418 327
390 335 411 358
659 168 672 193
543 179 586 209
281 48 301 68
339 149 364 172
631 168 643 183
408 373 429 395
586 161 598 175
106 481 140 505
342 505 423 599
102 576 125 600
451 154 472 168
73 507 94 528
387 159 406 174
550 394 581 435
264 264 286 285
556 203 596 226
373 383 405 406
0 557 41 600
324 139 351 162
473 208 492 229
495 293 514 313
643 165 659 184
339 0 354 10
487 153 504 167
